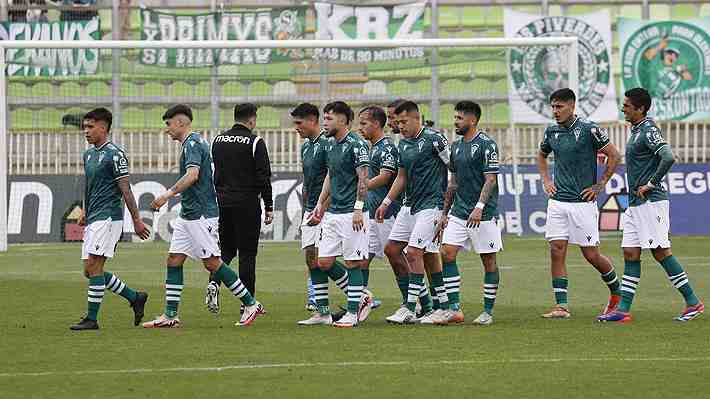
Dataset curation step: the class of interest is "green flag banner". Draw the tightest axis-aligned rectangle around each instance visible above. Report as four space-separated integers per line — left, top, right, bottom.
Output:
0 19 100 76
313 2 425 63
140 8 305 67
620 18 710 121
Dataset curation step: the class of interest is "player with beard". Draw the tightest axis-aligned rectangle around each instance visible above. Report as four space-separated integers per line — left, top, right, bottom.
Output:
437 101 502 325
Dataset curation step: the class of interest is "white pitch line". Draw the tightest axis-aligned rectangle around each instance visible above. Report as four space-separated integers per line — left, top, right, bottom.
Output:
1 357 709 378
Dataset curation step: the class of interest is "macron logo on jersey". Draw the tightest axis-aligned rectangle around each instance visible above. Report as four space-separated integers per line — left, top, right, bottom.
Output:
214 135 251 144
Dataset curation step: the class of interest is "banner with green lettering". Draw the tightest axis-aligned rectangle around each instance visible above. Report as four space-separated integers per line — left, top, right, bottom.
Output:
619 18 710 120
0 18 100 76
139 8 305 67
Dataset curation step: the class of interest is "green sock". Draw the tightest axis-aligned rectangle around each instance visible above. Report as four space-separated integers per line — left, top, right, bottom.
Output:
326 261 349 294
396 275 409 303
310 267 330 315
660 256 699 306
86 275 105 321
431 271 449 310
483 270 500 314
418 281 433 313
103 271 137 303
552 276 568 307
406 273 424 312
346 268 364 314
619 260 641 313
362 268 370 288
214 263 255 306
165 266 183 318
443 261 461 311
601 268 621 296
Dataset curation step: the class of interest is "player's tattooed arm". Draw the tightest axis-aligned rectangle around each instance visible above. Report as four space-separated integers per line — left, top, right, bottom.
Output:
356 165 369 203
442 173 458 216
435 173 457 243
118 177 150 240
582 143 620 201
478 173 498 205
467 173 498 229
353 165 369 231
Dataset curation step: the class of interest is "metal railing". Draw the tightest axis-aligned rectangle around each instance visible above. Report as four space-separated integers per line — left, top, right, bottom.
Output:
8 121 710 175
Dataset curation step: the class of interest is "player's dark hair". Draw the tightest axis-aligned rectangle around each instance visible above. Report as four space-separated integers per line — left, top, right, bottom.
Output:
290 103 319 119
234 103 258 122
625 87 652 116
394 100 419 115
359 106 387 128
549 88 576 103
454 101 482 120
162 104 193 122
83 107 112 131
323 101 354 124
387 98 407 109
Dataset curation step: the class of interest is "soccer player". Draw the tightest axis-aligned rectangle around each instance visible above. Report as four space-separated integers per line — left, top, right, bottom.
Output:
537 88 622 319
438 101 502 326
143 104 263 328
598 87 704 323
376 100 452 324
357 106 407 306
70 107 150 331
291 103 351 323
384 99 437 314
307 101 371 328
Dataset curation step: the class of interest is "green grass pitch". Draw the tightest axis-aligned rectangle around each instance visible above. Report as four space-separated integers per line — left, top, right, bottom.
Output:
1 235 708 398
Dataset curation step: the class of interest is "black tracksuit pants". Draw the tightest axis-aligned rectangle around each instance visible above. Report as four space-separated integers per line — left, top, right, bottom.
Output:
213 197 262 296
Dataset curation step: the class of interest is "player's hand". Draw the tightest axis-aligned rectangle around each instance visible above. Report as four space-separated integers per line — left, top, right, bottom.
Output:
580 183 603 201
543 177 557 196
434 215 448 244
77 210 86 226
309 203 325 226
264 211 274 225
375 204 388 223
133 218 150 240
352 209 364 232
637 183 653 199
151 193 169 210
659 37 669 49
467 208 483 228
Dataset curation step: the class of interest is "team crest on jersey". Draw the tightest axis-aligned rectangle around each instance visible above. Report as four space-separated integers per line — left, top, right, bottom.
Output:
573 128 581 142
342 145 348 153
312 143 320 156
418 141 425 152
98 152 105 163
470 144 480 157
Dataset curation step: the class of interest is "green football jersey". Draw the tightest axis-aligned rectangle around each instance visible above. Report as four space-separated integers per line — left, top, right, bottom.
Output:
301 133 329 212
366 136 401 219
449 131 500 221
398 127 450 214
326 131 370 214
179 132 219 220
540 117 610 203
83 141 129 224
625 118 670 206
